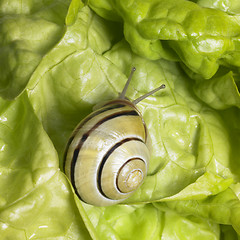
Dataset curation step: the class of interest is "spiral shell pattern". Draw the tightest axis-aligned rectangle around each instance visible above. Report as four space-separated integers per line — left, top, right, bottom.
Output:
64 99 150 206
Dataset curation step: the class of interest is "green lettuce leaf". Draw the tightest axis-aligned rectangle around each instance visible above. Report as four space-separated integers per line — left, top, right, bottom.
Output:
27 5 124 162
155 186 240 235
1 0 240 239
88 0 240 79
80 203 221 240
0 93 91 239
88 0 240 109
195 0 240 14
193 71 240 109
26 4 240 238
0 0 71 99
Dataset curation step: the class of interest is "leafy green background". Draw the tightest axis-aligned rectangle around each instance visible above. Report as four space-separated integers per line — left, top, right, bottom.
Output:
0 0 240 239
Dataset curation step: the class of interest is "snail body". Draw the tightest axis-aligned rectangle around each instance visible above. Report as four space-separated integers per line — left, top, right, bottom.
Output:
64 68 165 206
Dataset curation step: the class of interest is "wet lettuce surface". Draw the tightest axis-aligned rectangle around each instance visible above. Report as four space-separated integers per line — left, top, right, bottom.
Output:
0 0 240 239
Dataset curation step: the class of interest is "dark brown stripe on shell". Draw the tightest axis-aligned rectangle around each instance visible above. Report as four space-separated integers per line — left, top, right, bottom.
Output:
69 110 139 200
97 138 144 199
63 103 126 171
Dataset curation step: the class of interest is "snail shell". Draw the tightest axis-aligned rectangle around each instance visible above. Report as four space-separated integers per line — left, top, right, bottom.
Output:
64 68 165 206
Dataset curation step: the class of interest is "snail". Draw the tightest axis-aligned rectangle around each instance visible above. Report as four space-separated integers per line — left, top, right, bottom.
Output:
64 67 165 206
